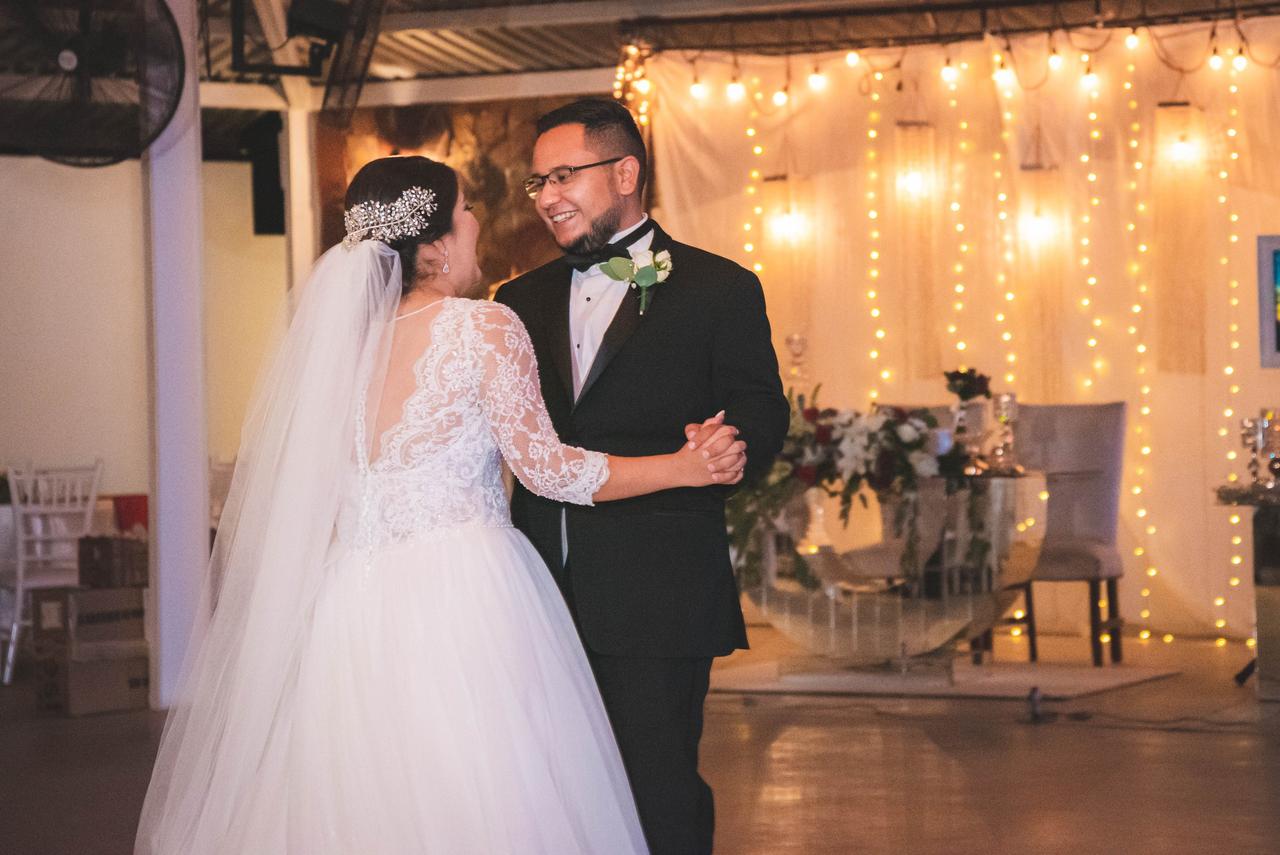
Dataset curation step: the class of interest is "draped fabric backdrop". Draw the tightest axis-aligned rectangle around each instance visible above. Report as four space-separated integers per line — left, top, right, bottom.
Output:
648 20 1280 638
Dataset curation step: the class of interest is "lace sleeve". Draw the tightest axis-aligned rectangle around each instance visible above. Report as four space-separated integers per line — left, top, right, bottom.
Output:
470 302 610 505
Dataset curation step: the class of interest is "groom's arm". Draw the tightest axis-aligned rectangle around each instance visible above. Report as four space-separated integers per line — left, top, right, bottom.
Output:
706 268 789 485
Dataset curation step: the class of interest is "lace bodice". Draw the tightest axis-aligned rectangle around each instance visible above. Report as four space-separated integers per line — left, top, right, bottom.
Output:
337 298 609 550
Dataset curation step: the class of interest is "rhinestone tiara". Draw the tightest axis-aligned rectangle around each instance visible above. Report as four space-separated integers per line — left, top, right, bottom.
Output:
342 186 439 249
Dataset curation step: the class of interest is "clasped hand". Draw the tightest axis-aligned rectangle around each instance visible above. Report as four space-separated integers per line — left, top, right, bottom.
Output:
669 410 748 487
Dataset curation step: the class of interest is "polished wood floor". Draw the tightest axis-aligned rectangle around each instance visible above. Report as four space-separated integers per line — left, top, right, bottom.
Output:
1 628 1276 854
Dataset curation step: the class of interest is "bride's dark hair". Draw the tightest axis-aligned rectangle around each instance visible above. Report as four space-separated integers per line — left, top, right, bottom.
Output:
345 155 459 293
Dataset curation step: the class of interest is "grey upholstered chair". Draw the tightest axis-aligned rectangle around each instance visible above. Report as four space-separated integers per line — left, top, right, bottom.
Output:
1009 402 1127 666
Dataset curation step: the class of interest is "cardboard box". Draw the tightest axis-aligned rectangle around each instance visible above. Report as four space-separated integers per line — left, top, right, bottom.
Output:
34 652 149 716
31 586 146 652
79 536 148 588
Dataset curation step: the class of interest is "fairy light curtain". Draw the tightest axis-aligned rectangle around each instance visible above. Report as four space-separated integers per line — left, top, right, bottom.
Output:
646 18 1280 639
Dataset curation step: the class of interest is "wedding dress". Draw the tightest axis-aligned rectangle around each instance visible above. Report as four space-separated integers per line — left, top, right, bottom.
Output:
136 242 648 853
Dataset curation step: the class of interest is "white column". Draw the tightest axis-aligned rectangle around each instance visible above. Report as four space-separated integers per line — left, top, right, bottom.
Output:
284 109 320 293
144 0 208 709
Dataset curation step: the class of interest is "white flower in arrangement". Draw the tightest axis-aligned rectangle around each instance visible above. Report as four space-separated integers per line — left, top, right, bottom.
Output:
864 412 888 433
836 435 872 481
909 449 940 478
896 422 921 444
832 411 877 482
631 248 654 269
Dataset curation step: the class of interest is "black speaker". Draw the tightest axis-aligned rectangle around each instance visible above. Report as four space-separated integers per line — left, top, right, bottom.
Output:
287 0 349 42
239 113 285 236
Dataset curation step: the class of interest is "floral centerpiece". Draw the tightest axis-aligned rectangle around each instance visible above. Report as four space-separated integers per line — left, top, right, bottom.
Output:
726 389 941 588
728 369 1003 589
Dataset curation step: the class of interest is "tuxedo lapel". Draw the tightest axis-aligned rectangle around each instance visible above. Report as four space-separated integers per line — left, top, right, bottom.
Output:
574 222 676 409
540 263 575 405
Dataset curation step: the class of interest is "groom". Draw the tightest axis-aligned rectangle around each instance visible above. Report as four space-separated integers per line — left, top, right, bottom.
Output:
496 98 789 854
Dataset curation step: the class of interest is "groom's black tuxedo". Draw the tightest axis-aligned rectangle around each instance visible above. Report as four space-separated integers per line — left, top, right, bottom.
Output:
495 221 788 658
496 220 788 855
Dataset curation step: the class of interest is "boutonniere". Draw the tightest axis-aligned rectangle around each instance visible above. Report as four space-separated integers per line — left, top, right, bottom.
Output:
601 248 673 316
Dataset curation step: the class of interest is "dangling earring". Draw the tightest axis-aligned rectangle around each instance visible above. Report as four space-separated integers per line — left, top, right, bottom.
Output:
442 247 451 275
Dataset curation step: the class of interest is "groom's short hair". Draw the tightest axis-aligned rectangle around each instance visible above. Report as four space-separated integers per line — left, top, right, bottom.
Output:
535 98 647 195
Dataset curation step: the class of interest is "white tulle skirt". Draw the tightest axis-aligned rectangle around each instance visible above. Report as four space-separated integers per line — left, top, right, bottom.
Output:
147 524 647 854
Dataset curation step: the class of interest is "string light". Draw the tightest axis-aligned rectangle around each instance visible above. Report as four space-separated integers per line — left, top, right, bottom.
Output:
945 51 974 359
613 42 652 126
807 65 828 92
1124 55 1157 639
1078 54 1105 393
845 50 861 68
1219 63 1245 644
866 74 887 400
993 46 1017 385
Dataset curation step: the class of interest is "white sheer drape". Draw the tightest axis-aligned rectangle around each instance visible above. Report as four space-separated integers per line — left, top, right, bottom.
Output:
650 19 1280 637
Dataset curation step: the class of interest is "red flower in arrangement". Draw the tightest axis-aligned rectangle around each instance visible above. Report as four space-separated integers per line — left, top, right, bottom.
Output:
794 465 819 486
814 424 834 445
802 407 820 423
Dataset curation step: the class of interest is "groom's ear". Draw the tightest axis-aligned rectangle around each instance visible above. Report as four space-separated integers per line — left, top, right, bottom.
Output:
615 155 642 197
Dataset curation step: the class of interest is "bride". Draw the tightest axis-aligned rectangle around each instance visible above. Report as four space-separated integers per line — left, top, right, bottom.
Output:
134 156 746 854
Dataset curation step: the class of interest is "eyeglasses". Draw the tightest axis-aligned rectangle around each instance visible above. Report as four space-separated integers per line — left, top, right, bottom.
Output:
523 157 624 199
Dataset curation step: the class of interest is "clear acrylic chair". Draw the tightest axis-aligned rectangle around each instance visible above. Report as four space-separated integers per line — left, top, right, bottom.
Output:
1 459 104 684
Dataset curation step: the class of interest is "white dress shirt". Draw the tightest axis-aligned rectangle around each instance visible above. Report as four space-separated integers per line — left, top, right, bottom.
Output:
569 215 652 399
563 214 651 563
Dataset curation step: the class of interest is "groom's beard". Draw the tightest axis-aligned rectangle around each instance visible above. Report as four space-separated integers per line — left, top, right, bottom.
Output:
561 205 622 256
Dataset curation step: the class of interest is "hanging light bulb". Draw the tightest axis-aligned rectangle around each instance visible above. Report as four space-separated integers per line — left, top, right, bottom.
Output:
772 87 790 106
941 58 959 84
808 66 828 91
1048 49 1064 71
1209 47 1225 71
1019 208 1057 244
632 77 651 96
992 62 1016 89
689 76 707 100
1125 29 1140 50
1080 66 1099 90
845 50 861 67
726 76 746 102
1232 49 1248 71
769 208 809 242
1169 132 1202 164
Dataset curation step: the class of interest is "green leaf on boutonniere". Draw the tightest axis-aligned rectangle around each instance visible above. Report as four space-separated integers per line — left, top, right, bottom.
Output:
633 265 658 288
603 257 635 281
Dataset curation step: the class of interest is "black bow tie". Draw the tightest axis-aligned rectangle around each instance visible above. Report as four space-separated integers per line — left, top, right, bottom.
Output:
562 220 657 273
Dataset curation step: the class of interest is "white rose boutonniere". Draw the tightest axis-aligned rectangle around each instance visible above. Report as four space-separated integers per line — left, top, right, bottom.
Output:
601 248 673 316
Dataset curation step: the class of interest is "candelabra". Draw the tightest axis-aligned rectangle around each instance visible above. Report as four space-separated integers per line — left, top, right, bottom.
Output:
988 392 1024 475
785 332 810 383
1241 409 1280 489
